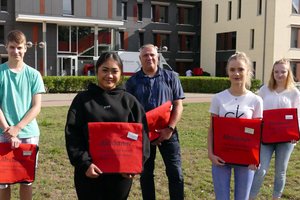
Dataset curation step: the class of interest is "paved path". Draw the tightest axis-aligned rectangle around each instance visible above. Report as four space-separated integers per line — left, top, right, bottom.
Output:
42 93 213 107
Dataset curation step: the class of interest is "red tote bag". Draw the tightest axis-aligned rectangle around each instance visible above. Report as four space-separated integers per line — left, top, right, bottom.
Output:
88 122 143 174
0 143 38 184
213 117 262 166
262 108 300 144
146 101 172 141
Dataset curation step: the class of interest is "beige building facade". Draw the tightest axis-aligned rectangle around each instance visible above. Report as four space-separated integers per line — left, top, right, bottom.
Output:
201 0 300 84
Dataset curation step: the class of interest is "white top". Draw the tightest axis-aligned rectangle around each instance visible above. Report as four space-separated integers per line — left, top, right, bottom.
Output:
258 85 300 111
185 70 193 76
209 89 263 119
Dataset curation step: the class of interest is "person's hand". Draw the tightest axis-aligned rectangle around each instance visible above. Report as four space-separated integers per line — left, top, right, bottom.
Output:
208 153 225 166
248 164 258 171
85 163 102 178
121 173 135 179
291 140 298 144
4 125 21 139
151 128 173 146
10 137 21 149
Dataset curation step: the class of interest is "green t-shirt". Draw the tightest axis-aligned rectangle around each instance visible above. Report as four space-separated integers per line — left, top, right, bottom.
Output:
0 62 45 138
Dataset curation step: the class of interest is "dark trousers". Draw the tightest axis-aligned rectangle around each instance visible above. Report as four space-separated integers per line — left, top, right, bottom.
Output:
140 132 184 200
74 168 132 200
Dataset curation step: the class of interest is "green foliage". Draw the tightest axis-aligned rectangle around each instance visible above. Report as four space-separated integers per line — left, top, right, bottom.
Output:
43 76 97 93
43 76 262 93
179 76 261 93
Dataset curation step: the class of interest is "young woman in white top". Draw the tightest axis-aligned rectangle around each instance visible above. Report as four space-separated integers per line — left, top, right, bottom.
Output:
249 59 300 200
207 52 263 200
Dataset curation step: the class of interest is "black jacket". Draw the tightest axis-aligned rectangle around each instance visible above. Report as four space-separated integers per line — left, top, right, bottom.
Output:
65 83 150 172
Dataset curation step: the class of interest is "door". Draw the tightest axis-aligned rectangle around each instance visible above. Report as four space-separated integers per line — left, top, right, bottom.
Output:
57 56 78 76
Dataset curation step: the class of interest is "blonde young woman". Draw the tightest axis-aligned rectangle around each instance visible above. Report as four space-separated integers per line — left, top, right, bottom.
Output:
207 52 263 200
249 59 300 200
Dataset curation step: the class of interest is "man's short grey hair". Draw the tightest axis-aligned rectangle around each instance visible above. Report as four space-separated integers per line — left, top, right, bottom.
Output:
139 44 158 53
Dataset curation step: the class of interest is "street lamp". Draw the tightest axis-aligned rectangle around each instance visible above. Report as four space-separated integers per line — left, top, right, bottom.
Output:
26 41 45 70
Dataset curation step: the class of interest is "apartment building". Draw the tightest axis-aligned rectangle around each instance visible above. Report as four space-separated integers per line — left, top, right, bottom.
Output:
0 0 201 76
201 0 300 83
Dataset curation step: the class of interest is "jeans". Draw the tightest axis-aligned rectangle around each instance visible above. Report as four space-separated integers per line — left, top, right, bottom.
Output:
250 142 295 198
212 164 255 200
140 132 184 200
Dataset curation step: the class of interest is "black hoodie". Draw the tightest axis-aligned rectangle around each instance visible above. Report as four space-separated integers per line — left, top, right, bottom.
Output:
65 83 150 173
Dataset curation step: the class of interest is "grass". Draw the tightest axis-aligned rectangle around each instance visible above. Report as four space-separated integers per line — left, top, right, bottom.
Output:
10 103 300 199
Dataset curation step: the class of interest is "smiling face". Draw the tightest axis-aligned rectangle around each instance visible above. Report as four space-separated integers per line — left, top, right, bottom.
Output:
227 59 248 86
139 45 159 76
6 41 27 62
97 58 121 91
273 63 288 85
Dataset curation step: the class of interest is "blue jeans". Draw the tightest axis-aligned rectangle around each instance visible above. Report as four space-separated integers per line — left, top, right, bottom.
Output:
212 164 255 200
140 132 184 200
250 142 295 198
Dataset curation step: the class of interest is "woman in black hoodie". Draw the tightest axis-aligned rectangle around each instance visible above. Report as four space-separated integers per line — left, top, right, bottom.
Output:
65 52 150 200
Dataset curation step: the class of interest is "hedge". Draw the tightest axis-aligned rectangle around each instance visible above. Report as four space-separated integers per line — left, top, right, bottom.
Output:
43 76 262 94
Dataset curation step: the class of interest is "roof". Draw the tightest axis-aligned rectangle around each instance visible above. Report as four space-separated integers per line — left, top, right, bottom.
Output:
16 14 124 27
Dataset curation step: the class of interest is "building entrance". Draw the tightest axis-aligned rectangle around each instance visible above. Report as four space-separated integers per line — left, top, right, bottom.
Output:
57 56 78 76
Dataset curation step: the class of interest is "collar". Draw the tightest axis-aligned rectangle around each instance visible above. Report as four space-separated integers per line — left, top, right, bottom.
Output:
137 67 162 78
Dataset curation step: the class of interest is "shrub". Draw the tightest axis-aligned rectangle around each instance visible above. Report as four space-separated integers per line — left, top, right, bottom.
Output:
43 76 261 93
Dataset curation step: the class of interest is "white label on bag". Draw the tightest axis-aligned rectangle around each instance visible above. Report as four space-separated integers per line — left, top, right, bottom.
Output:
244 127 254 135
23 151 32 156
285 115 293 120
127 132 138 141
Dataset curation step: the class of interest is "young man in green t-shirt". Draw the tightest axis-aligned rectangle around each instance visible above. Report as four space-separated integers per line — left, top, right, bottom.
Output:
0 30 45 200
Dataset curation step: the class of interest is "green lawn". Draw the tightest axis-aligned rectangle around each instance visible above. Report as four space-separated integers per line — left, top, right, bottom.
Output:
11 103 300 199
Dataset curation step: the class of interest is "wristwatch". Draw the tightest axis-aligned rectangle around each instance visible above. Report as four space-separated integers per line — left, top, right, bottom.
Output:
167 125 175 132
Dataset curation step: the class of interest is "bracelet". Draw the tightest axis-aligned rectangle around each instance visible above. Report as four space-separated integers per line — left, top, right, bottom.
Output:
167 125 175 132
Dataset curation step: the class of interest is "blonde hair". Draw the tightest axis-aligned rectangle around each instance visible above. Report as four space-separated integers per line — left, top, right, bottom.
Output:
268 58 295 90
226 52 254 89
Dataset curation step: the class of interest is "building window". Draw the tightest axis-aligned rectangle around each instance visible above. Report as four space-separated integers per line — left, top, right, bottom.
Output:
237 0 241 19
250 29 255 49
1 0 7 12
291 61 300 81
118 31 125 50
58 26 71 52
215 4 219 22
258 0 262 15
228 1 232 20
153 33 169 49
63 0 74 15
0 25 4 44
216 32 236 51
122 2 127 20
78 27 94 56
151 5 168 23
291 27 300 48
139 32 144 47
178 34 193 51
137 3 143 21
177 7 192 25
292 0 300 14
